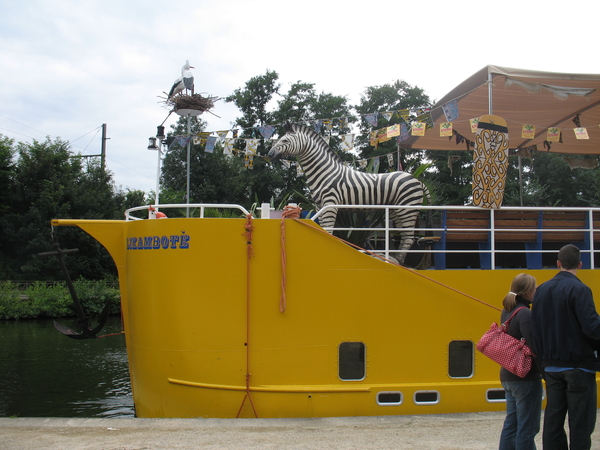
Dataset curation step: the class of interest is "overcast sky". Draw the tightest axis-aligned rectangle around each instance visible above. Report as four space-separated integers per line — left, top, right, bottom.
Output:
1 0 598 196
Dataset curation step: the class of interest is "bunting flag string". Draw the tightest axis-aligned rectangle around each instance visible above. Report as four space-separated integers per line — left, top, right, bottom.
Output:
163 99 600 171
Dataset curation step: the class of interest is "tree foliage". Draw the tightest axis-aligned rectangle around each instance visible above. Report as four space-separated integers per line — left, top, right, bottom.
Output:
0 136 146 281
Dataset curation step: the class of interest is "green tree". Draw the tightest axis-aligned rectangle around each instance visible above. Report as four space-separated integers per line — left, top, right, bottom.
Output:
226 69 280 130
354 80 431 173
1 137 132 280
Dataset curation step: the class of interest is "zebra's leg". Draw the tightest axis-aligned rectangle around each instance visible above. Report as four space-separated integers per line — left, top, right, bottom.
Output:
318 207 338 233
392 210 420 265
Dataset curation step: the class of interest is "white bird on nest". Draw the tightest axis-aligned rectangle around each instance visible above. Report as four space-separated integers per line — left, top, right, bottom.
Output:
167 60 195 99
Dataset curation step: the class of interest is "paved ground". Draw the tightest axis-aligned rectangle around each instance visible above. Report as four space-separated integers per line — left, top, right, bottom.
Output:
0 411 578 450
2 411 600 450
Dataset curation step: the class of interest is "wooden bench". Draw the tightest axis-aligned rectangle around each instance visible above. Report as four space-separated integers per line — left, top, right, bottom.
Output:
434 210 600 269
445 210 540 242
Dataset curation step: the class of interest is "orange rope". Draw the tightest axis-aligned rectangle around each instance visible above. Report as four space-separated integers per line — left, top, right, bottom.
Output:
237 214 258 418
290 218 501 312
280 205 302 313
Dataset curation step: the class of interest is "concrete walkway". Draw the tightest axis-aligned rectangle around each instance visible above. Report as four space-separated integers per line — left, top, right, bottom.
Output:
3 411 598 450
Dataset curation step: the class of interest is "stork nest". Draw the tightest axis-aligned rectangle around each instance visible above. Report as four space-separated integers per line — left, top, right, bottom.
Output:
165 94 219 114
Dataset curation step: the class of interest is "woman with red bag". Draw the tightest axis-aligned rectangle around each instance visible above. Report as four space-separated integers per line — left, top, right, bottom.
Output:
499 273 543 450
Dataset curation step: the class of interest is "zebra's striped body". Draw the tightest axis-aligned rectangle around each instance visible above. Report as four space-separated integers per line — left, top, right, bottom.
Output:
268 124 430 265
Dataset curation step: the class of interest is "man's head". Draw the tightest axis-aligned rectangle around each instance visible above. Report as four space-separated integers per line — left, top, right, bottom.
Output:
557 244 582 271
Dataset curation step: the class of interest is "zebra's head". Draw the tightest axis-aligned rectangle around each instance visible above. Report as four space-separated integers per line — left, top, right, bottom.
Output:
267 123 302 162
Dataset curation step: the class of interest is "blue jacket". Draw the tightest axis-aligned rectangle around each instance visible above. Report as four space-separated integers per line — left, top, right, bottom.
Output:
530 271 600 371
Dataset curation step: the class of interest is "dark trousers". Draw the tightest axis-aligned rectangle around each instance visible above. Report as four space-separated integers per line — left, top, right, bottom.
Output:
542 369 597 450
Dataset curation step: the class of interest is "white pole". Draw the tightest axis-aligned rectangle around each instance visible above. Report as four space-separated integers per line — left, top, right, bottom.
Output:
186 114 191 218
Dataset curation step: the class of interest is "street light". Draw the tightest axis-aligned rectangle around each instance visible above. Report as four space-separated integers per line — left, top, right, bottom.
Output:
147 127 164 206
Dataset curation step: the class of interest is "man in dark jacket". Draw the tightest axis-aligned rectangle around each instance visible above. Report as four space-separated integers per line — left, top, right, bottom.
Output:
530 244 600 450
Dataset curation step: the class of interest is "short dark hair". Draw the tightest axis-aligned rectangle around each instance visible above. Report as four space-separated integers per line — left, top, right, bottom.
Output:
558 244 580 270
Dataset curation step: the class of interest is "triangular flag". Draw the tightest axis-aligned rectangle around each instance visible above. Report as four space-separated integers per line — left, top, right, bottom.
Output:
442 100 459 122
205 136 217 153
176 136 192 148
340 134 355 151
373 157 380 173
382 112 394 122
257 125 276 140
312 119 323 133
245 139 259 154
364 113 378 127
396 109 410 122
369 130 378 147
398 123 410 143
223 138 234 155
415 112 434 130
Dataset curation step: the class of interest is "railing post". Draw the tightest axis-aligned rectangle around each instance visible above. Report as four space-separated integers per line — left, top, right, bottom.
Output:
384 207 390 261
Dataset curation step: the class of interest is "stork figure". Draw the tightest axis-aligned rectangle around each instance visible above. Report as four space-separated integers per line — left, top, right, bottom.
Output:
167 60 195 99
182 60 194 95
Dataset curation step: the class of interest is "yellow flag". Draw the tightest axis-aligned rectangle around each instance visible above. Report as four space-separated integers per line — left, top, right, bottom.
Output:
547 127 561 142
521 124 536 139
411 122 426 136
440 122 453 137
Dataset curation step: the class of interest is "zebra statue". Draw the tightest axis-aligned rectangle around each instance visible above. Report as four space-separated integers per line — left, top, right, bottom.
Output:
267 123 431 265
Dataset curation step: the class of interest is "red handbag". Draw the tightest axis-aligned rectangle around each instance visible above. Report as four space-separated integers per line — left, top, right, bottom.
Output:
476 307 534 377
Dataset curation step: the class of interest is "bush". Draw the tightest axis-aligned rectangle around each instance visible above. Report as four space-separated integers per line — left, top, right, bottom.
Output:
0 280 120 320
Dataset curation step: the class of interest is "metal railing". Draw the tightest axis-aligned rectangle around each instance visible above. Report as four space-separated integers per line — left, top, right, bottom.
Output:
310 205 600 270
125 203 251 221
122 203 600 270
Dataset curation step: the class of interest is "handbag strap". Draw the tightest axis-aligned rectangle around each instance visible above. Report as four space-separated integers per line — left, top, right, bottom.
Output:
503 306 527 327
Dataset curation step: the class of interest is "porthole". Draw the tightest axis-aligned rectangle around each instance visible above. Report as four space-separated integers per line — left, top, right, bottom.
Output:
414 390 440 405
338 342 365 380
486 388 506 403
377 391 403 406
448 340 474 378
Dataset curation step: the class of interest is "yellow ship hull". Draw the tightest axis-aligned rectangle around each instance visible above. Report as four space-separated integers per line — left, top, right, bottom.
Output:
52 216 600 418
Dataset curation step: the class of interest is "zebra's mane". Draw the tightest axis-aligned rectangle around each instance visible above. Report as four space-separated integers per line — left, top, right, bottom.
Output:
288 124 343 164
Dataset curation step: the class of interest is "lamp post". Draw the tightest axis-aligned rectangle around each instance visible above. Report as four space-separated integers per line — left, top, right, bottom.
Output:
147 125 165 206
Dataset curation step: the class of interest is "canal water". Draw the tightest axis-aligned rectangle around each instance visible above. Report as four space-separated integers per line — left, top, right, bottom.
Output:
0 316 134 418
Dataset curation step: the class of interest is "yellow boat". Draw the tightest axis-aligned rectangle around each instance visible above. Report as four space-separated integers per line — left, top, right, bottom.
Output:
52 203 600 418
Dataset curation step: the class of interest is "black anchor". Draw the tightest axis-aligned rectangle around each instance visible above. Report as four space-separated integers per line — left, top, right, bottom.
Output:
38 242 111 339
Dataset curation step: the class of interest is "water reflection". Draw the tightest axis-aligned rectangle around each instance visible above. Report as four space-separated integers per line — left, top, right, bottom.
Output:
0 316 134 418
